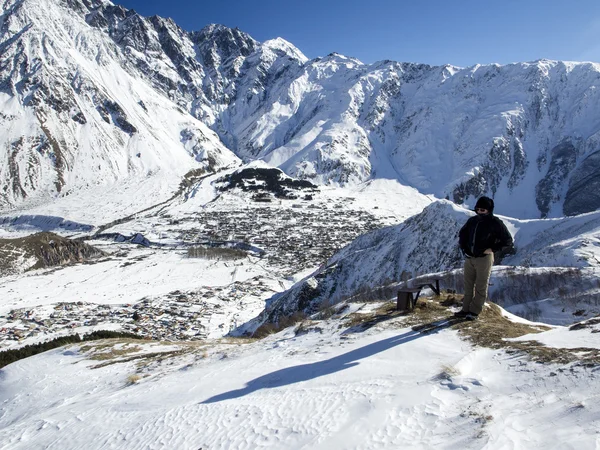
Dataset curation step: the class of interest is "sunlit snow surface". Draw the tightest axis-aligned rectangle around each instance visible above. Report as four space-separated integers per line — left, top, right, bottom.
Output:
1 1 600 447
1 309 599 449
1 174 600 448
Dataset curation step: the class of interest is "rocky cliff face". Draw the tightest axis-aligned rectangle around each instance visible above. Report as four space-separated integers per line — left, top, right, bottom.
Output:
2 0 600 218
563 148 600 216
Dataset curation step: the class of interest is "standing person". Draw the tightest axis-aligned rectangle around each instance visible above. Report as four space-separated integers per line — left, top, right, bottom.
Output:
457 196 513 320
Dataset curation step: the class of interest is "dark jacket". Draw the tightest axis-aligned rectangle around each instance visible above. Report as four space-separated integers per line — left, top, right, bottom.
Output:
459 213 513 258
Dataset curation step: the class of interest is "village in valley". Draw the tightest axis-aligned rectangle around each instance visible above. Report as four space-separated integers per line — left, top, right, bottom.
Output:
0 171 394 349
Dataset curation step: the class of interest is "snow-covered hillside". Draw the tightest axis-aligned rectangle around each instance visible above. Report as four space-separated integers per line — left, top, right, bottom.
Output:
0 0 240 213
1 297 599 449
2 0 600 218
1 1 600 447
257 201 600 327
0 167 433 350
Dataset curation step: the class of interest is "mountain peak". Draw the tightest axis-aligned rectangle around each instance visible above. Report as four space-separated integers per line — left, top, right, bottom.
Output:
3 0 600 218
262 37 308 63
196 23 257 45
192 23 258 62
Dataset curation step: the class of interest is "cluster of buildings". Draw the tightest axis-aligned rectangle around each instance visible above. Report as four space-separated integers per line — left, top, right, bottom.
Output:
178 197 383 275
1 187 390 350
0 277 276 348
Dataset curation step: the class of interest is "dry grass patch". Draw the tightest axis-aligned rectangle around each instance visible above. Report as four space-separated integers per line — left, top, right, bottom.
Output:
506 342 600 365
80 338 144 360
186 246 247 260
129 338 257 371
92 349 189 369
453 302 550 349
343 301 402 330
294 320 323 336
252 312 307 338
87 345 142 361
126 374 142 385
342 294 461 331
403 294 460 327
78 338 189 368
216 336 259 344
450 299 600 366
341 293 600 366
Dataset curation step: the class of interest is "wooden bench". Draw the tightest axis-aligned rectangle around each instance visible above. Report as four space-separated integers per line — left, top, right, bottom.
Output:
396 279 441 311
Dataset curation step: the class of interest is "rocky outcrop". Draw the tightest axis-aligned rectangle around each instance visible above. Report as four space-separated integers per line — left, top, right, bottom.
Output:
536 140 579 217
217 167 317 200
564 149 600 216
0 231 105 276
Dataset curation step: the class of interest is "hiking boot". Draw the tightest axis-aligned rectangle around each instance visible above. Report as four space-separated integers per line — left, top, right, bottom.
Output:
454 310 469 318
465 313 479 321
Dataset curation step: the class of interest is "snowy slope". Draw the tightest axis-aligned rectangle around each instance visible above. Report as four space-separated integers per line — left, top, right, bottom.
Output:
215 54 600 219
1 301 599 449
221 56 600 219
0 0 240 214
2 2 600 448
0 168 433 350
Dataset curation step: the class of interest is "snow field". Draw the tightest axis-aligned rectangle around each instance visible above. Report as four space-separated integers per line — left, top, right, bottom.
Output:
1 313 599 450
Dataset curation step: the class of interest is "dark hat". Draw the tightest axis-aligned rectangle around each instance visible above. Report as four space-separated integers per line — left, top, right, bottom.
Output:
474 196 494 213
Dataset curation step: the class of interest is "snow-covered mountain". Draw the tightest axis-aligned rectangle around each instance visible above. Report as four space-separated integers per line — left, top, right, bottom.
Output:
0 0 240 212
2 0 600 218
3 2 600 447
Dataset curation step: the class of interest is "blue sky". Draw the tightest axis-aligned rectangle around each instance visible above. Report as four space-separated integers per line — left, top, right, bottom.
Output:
117 0 600 67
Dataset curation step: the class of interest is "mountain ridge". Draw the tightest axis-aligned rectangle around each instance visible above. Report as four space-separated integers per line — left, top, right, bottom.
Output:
2 0 600 218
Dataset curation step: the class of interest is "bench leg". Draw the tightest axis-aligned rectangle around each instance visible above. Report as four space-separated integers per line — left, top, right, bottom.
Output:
397 290 423 311
412 289 422 308
397 292 414 311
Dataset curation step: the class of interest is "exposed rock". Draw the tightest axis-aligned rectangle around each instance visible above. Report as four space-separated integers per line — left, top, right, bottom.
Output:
564 149 600 216
217 167 317 199
0 232 105 275
536 140 578 217
71 112 87 124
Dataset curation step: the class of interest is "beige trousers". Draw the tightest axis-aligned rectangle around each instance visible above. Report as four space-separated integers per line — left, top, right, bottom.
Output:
462 254 494 315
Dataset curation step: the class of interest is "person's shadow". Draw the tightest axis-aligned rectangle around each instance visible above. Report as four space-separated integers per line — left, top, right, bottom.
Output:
201 317 460 404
